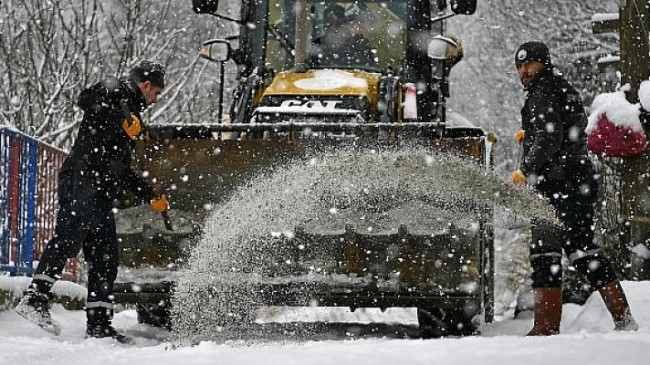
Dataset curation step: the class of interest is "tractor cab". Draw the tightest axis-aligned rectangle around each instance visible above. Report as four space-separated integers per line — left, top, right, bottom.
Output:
194 0 476 127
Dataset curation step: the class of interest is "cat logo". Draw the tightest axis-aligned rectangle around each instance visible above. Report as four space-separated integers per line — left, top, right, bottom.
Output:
280 100 342 110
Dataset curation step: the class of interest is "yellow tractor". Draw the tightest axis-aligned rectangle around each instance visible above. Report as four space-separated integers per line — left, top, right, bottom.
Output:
113 0 497 338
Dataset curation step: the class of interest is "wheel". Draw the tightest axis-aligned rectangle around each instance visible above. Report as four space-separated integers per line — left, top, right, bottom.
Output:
136 301 172 329
417 307 477 338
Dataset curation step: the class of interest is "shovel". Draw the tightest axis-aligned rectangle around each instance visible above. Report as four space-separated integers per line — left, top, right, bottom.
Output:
161 209 174 232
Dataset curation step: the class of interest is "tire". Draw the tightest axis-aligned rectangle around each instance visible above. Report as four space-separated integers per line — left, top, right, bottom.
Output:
136 301 172 329
417 307 477 338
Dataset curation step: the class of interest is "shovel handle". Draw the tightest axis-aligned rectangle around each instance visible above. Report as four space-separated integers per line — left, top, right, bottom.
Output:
161 210 174 231
516 142 523 170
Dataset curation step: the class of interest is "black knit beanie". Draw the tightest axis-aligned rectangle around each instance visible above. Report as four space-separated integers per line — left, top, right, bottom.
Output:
515 41 553 68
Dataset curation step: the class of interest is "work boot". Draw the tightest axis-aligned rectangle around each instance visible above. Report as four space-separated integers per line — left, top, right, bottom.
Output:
86 322 133 344
86 304 133 344
14 289 62 336
598 280 639 331
526 287 562 336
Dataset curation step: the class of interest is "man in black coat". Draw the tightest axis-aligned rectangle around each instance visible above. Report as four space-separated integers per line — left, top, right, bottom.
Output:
15 61 169 343
511 41 637 335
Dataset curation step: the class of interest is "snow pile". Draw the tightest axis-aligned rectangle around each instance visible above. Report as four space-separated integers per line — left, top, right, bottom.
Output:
170 146 558 343
0 276 86 300
0 275 86 310
586 90 647 157
564 281 650 333
586 91 642 134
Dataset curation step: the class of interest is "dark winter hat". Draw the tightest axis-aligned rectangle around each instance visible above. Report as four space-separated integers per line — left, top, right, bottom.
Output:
130 60 165 88
515 41 552 68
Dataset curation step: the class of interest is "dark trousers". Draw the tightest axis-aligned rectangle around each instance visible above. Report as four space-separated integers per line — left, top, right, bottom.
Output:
31 167 119 325
530 163 617 288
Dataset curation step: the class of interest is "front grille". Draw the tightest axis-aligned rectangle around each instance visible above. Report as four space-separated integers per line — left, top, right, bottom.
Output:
257 95 371 122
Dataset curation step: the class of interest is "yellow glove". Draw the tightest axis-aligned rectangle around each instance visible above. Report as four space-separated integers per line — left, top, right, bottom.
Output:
511 170 526 186
515 129 525 145
150 193 169 212
121 113 142 140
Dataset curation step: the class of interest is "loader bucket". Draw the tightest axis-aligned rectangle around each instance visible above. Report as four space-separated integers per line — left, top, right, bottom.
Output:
127 122 489 224
114 122 496 338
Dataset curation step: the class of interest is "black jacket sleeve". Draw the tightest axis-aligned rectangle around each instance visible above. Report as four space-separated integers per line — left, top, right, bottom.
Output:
521 93 564 176
108 159 156 203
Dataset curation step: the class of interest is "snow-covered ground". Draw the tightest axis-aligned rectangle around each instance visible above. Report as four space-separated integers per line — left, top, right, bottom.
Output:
0 280 648 365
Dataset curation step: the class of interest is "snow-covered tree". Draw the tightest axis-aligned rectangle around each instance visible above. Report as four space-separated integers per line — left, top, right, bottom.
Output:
0 0 233 149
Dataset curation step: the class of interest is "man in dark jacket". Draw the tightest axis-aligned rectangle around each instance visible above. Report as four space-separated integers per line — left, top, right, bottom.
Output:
14 60 169 343
511 41 638 335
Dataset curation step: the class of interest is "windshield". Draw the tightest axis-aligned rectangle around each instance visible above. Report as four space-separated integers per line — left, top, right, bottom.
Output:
266 0 409 72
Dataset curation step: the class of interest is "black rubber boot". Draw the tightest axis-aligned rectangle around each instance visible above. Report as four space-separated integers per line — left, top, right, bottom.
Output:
86 323 133 344
86 307 132 344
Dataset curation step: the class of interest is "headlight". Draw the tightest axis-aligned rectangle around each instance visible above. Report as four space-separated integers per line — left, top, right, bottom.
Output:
427 35 463 67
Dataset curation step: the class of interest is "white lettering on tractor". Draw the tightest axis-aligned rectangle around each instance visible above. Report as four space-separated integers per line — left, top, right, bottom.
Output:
279 100 342 110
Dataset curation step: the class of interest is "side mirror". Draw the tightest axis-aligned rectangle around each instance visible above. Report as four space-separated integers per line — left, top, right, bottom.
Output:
200 39 232 62
192 0 220 14
427 35 463 67
450 0 477 15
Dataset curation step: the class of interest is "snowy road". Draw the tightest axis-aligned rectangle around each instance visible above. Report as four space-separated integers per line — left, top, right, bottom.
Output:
1 281 648 365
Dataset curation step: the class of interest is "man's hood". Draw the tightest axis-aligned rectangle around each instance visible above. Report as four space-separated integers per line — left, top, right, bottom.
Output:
77 77 146 114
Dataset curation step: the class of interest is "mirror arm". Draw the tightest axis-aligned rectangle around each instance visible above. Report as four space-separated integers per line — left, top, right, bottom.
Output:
430 12 456 23
209 12 245 25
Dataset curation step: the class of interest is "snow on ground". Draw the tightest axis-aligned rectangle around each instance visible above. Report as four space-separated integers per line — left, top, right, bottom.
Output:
0 281 649 365
0 276 87 303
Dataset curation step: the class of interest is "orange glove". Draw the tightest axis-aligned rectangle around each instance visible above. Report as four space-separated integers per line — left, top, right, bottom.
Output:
515 129 525 145
511 170 526 186
150 193 169 212
121 113 142 140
